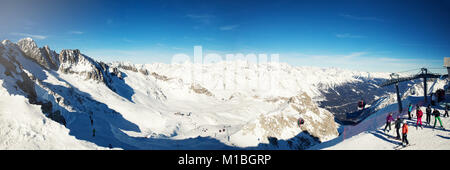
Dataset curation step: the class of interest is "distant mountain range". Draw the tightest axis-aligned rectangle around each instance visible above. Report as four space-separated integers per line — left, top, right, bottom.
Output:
0 38 423 149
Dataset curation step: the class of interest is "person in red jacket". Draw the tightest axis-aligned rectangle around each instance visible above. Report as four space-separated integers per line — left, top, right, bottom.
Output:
402 120 409 146
416 107 423 129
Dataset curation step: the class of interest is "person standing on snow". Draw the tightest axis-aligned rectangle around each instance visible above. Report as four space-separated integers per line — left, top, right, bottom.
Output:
384 113 394 132
425 105 432 126
416 107 424 129
89 115 94 126
402 120 409 146
444 104 449 117
408 104 413 120
358 99 365 110
432 109 444 129
431 93 437 106
394 116 402 140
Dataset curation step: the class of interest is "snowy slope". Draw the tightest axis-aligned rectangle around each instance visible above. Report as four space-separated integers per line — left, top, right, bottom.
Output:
2 37 441 150
0 84 103 150
312 79 450 150
324 109 449 150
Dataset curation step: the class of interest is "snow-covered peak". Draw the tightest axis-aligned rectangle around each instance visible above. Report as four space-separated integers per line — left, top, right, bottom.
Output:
1 39 13 45
18 37 37 46
17 37 39 55
20 37 34 42
58 49 106 81
59 49 84 64
1 39 18 49
16 37 59 70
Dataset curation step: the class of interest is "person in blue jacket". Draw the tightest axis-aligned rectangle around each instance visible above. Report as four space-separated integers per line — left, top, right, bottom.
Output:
407 103 413 120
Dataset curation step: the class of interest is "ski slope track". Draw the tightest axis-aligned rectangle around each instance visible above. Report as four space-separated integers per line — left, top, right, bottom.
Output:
0 38 448 150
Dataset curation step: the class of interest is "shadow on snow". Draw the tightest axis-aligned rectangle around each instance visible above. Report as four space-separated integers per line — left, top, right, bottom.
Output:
368 130 402 145
436 134 450 140
41 81 141 149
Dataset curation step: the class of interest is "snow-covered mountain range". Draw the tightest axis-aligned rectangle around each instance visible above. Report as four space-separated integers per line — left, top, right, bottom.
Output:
0 38 442 150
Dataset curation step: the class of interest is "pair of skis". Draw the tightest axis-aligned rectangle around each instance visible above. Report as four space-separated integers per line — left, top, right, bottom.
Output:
394 143 415 150
386 135 413 150
432 126 445 131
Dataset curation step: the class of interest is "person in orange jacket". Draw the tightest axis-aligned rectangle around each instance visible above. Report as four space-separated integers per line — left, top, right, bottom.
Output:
402 120 409 146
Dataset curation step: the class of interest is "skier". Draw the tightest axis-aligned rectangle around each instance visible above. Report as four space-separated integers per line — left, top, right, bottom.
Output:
444 104 449 117
425 105 432 126
407 103 413 120
432 109 444 129
394 116 402 140
395 116 402 139
401 120 409 147
358 99 364 110
384 113 394 132
361 99 366 109
298 118 305 128
431 93 435 106
416 107 423 129
89 115 93 125
431 93 437 106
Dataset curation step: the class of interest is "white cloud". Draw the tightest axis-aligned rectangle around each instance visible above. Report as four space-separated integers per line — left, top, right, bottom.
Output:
219 25 239 31
10 32 47 40
68 31 84 35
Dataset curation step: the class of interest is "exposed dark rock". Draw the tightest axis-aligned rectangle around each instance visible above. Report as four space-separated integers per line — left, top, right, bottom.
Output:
17 38 58 70
190 83 213 96
151 72 170 81
118 64 138 72
37 101 67 126
40 45 59 70
139 69 149 76
318 78 416 124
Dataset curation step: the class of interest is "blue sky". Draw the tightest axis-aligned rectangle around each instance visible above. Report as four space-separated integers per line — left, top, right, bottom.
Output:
1 0 449 73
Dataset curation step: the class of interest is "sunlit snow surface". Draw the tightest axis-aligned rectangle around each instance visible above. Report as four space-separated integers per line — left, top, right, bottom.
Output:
1 38 448 150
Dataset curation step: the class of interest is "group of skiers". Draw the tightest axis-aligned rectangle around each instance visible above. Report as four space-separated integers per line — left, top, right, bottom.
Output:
89 113 113 149
407 103 446 129
385 102 448 147
384 113 409 146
